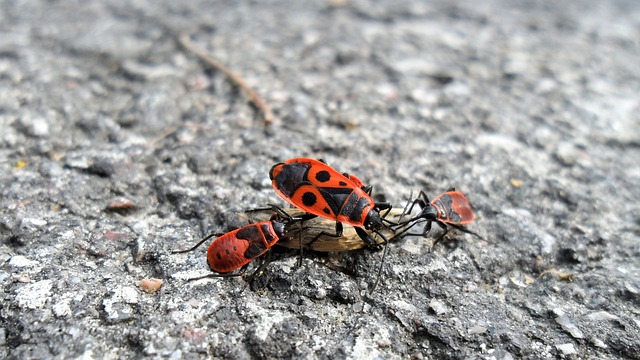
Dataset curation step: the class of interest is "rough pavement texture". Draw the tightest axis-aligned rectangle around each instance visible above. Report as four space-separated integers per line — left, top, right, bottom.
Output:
1 0 639 359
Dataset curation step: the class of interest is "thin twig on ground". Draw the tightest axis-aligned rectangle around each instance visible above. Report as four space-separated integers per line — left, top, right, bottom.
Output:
178 34 275 126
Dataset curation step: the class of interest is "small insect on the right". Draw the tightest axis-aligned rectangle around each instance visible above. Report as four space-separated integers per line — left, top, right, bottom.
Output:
396 188 483 242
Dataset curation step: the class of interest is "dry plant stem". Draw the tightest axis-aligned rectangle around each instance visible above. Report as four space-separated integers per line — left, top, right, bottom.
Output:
178 34 275 125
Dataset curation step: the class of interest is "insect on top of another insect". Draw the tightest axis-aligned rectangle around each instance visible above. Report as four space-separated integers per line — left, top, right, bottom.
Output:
397 189 482 242
269 158 394 249
172 206 303 277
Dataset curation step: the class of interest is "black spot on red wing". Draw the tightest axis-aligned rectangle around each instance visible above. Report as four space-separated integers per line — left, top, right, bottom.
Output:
225 249 230 254
233 246 237 251
315 170 331 183
339 181 347 186
302 192 317 206
323 208 331 214
216 253 222 260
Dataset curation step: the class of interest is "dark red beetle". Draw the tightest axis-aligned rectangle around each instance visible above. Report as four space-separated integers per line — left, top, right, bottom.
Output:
172 207 302 277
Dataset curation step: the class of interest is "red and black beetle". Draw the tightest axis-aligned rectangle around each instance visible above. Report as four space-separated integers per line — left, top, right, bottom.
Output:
269 158 394 249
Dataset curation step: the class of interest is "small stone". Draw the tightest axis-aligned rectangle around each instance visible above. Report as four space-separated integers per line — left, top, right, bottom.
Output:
429 299 448 315
8 256 37 268
20 218 48 228
120 60 181 80
555 314 584 339
352 302 364 313
140 278 163 294
105 197 139 215
468 325 488 335
16 280 53 309
20 116 50 137
585 311 618 321
313 286 328 300
392 300 419 314
120 286 140 304
590 337 607 348
624 282 639 294
332 281 359 304
555 143 578 166
53 298 72 317
555 343 577 355
0 327 6 346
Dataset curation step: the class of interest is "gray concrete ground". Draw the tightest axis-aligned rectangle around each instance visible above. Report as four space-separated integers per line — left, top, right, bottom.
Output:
1 0 639 358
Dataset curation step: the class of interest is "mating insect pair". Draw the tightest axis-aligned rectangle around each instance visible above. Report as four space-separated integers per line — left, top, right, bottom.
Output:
172 158 480 284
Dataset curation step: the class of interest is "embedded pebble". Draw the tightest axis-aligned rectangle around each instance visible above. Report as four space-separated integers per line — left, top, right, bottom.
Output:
555 314 584 339
8 255 37 268
585 311 618 321
556 143 578 166
468 325 488 335
590 337 607 349
555 343 577 355
429 299 448 315
20 217 48 228
16 280 53 309
53 298 72 318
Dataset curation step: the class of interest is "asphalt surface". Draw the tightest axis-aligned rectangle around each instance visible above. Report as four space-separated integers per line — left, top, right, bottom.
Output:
1 0 639 359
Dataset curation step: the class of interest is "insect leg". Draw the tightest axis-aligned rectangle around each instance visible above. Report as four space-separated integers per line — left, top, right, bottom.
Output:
306 221 345 248
183 270 246 282
369 229 390 294
432 221 449 245
245 250 273 291
447 223 484 240
392 190 430 228
171 232 224 254
355 226 383 251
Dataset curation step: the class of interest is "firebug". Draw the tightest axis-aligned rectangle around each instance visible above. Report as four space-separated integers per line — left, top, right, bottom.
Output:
399 189 482 242
172 206 303 277
269 158 393 249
